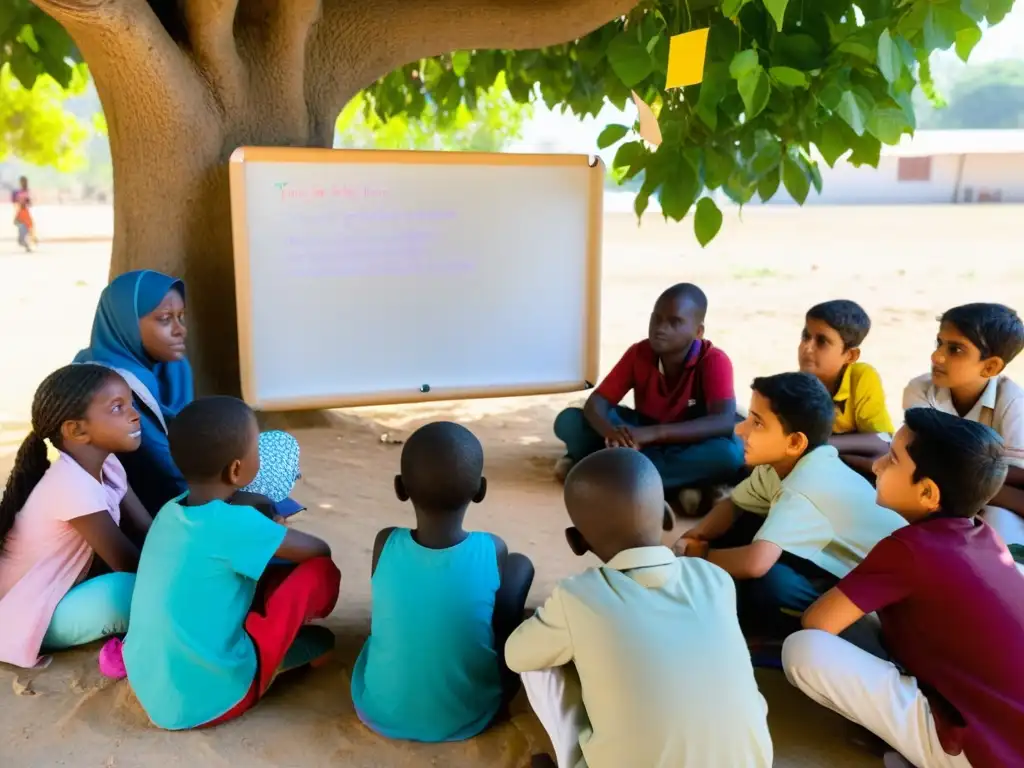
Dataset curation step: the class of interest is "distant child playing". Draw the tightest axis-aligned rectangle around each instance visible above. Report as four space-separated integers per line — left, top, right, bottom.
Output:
123 396 340 730
0 364 152 668
904 303 1024 546
674 372 905 635
351 421 535 742
553 283 743 511
11 176 34 252
785 409 1024 767
507 448 773 768
798 300 893 475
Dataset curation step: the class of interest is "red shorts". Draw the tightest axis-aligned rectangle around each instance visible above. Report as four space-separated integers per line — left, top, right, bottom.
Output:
203 556 341 727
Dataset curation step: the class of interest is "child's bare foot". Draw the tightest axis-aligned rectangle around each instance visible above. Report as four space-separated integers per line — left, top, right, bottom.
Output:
553 456 575 483
530 755 557 768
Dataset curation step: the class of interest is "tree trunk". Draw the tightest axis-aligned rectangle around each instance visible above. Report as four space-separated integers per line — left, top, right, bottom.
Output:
37 0 638 396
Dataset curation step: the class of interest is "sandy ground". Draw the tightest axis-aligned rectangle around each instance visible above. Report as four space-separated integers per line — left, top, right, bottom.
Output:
1 204 1022 767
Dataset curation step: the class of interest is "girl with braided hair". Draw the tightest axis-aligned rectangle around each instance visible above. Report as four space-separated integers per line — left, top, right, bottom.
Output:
0 364 153 668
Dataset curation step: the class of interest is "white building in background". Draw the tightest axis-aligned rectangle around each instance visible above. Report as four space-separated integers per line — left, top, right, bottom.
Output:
772 129 1024 205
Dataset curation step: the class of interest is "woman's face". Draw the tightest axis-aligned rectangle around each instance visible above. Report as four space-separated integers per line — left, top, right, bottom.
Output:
139 289 187 362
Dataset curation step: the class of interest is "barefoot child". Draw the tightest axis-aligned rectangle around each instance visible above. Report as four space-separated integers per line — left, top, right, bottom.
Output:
123 396 340 730
0 364 152 668
351 422 535 742
904 303 1024 545
674 373 905 636
553 283 743 510
798 300 893 475
784 409 1024 767
507 448 773 768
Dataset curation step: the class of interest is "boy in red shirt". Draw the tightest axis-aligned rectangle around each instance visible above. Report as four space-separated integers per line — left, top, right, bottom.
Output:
783 408 1024 768
553 283 743 510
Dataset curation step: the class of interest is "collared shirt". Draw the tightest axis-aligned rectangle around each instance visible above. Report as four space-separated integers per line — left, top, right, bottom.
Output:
903 373 1024 468
832 362 894 435
731 446 907 578
595 339 735 424
505 546 773 768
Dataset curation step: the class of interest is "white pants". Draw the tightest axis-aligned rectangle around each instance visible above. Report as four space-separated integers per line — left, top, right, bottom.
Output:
522 666 589 768
782 630 972 768
983 505 1024 548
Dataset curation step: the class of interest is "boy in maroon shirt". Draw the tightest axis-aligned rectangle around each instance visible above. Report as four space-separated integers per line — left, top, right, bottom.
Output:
783 408 1024 768
553 283 743 510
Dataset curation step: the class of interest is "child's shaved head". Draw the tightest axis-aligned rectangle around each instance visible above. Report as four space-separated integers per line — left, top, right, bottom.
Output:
399 421 484 511
563 448 665 562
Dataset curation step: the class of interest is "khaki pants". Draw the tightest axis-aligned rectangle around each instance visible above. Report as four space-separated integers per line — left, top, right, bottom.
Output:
522 666 589 768
783 630 972 768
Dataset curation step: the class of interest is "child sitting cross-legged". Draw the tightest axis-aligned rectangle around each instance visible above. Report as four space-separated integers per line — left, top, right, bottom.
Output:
798 300 894 476
351 421 536 742
784 408 1024 768
123 396 340 730
673 372 905 637
507 448 773 768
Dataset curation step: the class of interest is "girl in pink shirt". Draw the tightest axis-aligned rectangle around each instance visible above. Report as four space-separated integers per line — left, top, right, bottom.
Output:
0 363 153 668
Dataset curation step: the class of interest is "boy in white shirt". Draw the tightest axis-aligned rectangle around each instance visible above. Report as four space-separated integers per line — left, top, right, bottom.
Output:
505 448 772 768
904 302 1024 544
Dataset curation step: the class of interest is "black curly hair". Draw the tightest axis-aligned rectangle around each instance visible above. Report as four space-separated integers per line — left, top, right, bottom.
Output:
0 364 119 550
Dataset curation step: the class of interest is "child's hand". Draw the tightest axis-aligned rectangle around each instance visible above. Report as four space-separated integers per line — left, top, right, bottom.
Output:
604 425 637 449
672 536 709 559
627 426 662 448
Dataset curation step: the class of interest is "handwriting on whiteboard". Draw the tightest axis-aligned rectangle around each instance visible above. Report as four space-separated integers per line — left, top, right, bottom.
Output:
274 182 388 200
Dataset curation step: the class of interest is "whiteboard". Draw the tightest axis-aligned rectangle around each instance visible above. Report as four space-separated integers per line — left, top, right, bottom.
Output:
228 147 603 411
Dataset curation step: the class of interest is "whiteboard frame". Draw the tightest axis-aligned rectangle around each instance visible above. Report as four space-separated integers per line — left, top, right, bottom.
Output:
228 146 603 411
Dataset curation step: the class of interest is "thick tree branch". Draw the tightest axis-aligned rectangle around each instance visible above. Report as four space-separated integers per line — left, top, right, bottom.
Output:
183 0 245 110
308 0 639 132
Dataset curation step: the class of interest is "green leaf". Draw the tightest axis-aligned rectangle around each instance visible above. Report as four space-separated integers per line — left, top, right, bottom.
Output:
694 198 724 247
877 30 903 84
816 119 848 167
597 123 630 149
658 159 700 221
758 167 781 201
607 32 655 87
807 160 823 193
738 69 771 119
764 0 791 31
782 153 810 204
721 0 751 17
729 50 760 80
751 140 782 176
695 63 730 130
9 44 39 89
769 66 809 88
613 140 645 172
774 33 826 70
848 132 883 167
451 50 471 77
954 25 982 62
867 105 911 144
18 24 40 53
704 147 736 189
960 0 989 22
923 4 973 51
985 0 1013 24
835 89 872 136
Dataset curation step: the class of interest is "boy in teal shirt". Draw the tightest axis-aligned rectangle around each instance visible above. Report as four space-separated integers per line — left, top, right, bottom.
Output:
124 396 340 730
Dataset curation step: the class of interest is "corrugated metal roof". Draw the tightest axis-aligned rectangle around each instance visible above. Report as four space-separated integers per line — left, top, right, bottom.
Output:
884 130 1024 157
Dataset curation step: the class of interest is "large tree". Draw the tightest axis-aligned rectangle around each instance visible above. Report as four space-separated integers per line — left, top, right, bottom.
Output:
1 62 90 169
0 0 1015 392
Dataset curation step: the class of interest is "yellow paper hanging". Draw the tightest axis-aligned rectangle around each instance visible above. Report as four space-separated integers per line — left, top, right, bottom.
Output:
666 28 710 89
631 91 662 147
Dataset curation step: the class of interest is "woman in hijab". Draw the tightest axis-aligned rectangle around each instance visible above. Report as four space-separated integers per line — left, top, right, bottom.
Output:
75 271 302 517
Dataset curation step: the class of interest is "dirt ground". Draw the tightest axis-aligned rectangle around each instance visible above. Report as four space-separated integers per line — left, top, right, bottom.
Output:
1 204 1021 767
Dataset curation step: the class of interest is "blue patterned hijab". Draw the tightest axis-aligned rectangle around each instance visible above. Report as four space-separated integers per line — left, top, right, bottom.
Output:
75 270 194 421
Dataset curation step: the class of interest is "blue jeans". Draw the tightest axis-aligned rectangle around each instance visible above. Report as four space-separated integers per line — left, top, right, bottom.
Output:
553 405 744 491
716 512 839 635
42 572 135 651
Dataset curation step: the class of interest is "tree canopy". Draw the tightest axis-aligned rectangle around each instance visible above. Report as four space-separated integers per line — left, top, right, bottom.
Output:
2 0 1018 243
1 62 89 170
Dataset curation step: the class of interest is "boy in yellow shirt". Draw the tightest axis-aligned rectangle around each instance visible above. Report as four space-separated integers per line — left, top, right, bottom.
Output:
798 300 893 475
